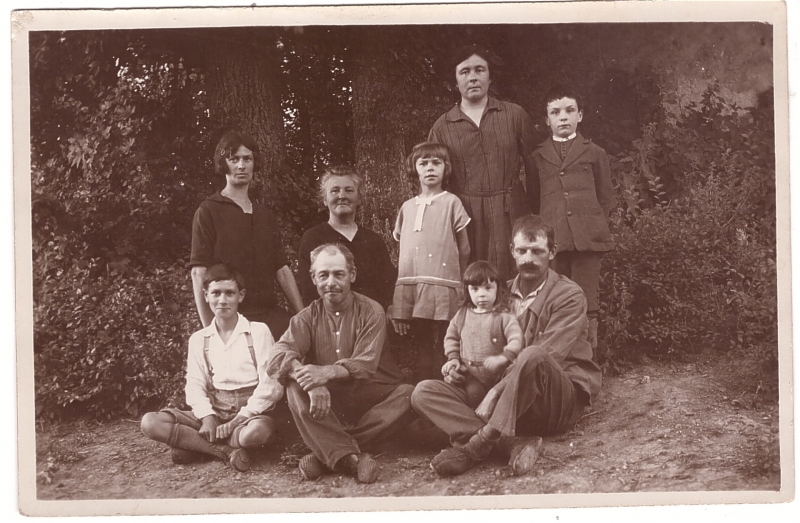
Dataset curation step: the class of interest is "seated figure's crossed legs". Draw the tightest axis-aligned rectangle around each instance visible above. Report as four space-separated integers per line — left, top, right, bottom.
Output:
286 380 414 479
140 409 276 471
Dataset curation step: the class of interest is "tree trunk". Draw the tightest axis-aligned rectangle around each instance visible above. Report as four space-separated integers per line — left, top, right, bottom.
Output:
184 28 286 200
349 27 450 226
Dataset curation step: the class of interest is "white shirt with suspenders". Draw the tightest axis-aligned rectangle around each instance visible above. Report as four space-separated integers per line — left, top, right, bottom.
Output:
185 314 284 420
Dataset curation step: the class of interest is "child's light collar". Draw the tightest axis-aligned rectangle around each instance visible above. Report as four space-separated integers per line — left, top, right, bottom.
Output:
552 132 577 142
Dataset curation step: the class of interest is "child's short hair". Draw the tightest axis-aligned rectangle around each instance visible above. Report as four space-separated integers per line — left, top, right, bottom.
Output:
543 85 584 114
213 131 261 175
203 263 246 291
405 141 452 194
461 260 510 312
318 165 364 207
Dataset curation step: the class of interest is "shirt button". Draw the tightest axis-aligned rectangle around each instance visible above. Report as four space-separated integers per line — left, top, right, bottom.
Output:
563 191 569 197
335 312 339 316
559 171 565 176
567 211 573 217
428 254 432 257
336 331 340 335
492 338 497 342
442 263 446 266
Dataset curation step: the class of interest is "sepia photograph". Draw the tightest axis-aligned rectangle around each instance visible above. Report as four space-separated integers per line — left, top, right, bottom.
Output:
10 0 794 518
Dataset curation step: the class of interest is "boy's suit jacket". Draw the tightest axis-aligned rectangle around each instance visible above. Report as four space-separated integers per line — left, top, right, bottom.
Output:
526 133 616 252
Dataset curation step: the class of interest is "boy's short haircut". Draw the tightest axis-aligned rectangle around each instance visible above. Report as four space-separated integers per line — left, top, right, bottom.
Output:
318 165 364 206
310 243 356 274
461 260 510 311
203 263 246 291
543 85 584 114
213 131 261 175
405 141 453 193
511 215 556 251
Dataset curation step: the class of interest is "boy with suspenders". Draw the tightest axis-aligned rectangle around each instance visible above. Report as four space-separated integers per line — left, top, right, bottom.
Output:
141 263 283 471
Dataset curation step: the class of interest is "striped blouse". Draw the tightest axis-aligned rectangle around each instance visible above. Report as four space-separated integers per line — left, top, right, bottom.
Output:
428 97 537 279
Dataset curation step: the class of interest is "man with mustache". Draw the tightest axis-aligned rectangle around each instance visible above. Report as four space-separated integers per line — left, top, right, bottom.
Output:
411 215 602 476
268 243 413 483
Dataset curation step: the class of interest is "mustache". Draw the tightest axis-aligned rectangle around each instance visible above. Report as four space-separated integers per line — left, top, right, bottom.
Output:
518 263 540 272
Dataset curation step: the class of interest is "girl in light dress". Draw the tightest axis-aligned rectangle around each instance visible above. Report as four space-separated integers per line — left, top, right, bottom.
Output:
389 142 471 382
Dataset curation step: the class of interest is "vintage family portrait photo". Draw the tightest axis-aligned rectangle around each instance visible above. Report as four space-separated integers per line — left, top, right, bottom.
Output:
9 0 795 519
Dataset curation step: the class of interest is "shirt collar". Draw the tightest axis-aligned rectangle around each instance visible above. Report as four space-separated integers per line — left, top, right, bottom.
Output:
415 191 448 203
552 132 577 142
209 191 250 209
446 96 502 122
510 273 548 300
204 313 251 339
321 291 355 314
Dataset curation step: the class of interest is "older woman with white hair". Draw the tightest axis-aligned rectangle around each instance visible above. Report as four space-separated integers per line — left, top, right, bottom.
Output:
296 165 397 309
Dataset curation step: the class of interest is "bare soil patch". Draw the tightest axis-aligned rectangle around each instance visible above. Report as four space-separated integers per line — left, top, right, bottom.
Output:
35 355 780 501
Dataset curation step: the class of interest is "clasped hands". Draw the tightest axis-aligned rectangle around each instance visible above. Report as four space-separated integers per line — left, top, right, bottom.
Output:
199 413 247 442
441 355 510 384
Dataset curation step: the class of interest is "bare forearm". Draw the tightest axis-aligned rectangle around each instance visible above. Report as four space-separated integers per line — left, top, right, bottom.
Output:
326 364 351 382
456 229 471 276
276 265 304 314
191 266 213 327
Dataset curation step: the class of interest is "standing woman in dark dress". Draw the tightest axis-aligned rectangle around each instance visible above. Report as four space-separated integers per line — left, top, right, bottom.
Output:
297 165 397 309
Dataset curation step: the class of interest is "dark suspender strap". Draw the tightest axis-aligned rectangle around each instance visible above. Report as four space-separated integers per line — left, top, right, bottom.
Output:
244 332 257 370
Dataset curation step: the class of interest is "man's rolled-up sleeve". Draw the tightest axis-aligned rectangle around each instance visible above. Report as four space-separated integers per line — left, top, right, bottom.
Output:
267 310 313 385
240 324 284 418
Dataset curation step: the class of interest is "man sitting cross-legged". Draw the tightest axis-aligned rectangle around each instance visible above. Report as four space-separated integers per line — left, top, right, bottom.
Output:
141 263 283 472
268 243 414 484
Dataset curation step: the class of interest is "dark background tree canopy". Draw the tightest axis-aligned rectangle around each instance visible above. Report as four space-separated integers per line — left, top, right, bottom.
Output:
29 23 777 421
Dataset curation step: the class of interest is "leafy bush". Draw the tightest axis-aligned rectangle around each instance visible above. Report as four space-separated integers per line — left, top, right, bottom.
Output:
34 262 195 420
599 86 777 388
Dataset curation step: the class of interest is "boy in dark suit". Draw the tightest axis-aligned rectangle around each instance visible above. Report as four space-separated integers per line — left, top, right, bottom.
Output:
526 87 616 350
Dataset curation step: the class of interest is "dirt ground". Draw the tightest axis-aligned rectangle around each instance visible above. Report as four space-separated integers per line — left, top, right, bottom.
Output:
35 353 780 501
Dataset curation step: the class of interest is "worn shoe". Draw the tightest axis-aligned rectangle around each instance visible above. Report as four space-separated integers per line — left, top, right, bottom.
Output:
170 447 203 465
430 447 476 477
337 453 380 484
298 453 327 481
461 426 498 460
228 448 252 472
508 436 543 476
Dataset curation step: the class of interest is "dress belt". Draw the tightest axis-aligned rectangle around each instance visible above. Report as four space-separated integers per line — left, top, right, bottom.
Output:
453 186 513 212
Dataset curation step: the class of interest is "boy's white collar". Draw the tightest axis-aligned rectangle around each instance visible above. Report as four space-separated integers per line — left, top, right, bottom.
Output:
552 132 577 142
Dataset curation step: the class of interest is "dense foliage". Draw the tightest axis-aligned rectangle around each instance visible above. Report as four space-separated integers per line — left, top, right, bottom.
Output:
29 24 777 421
599 87 777 381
